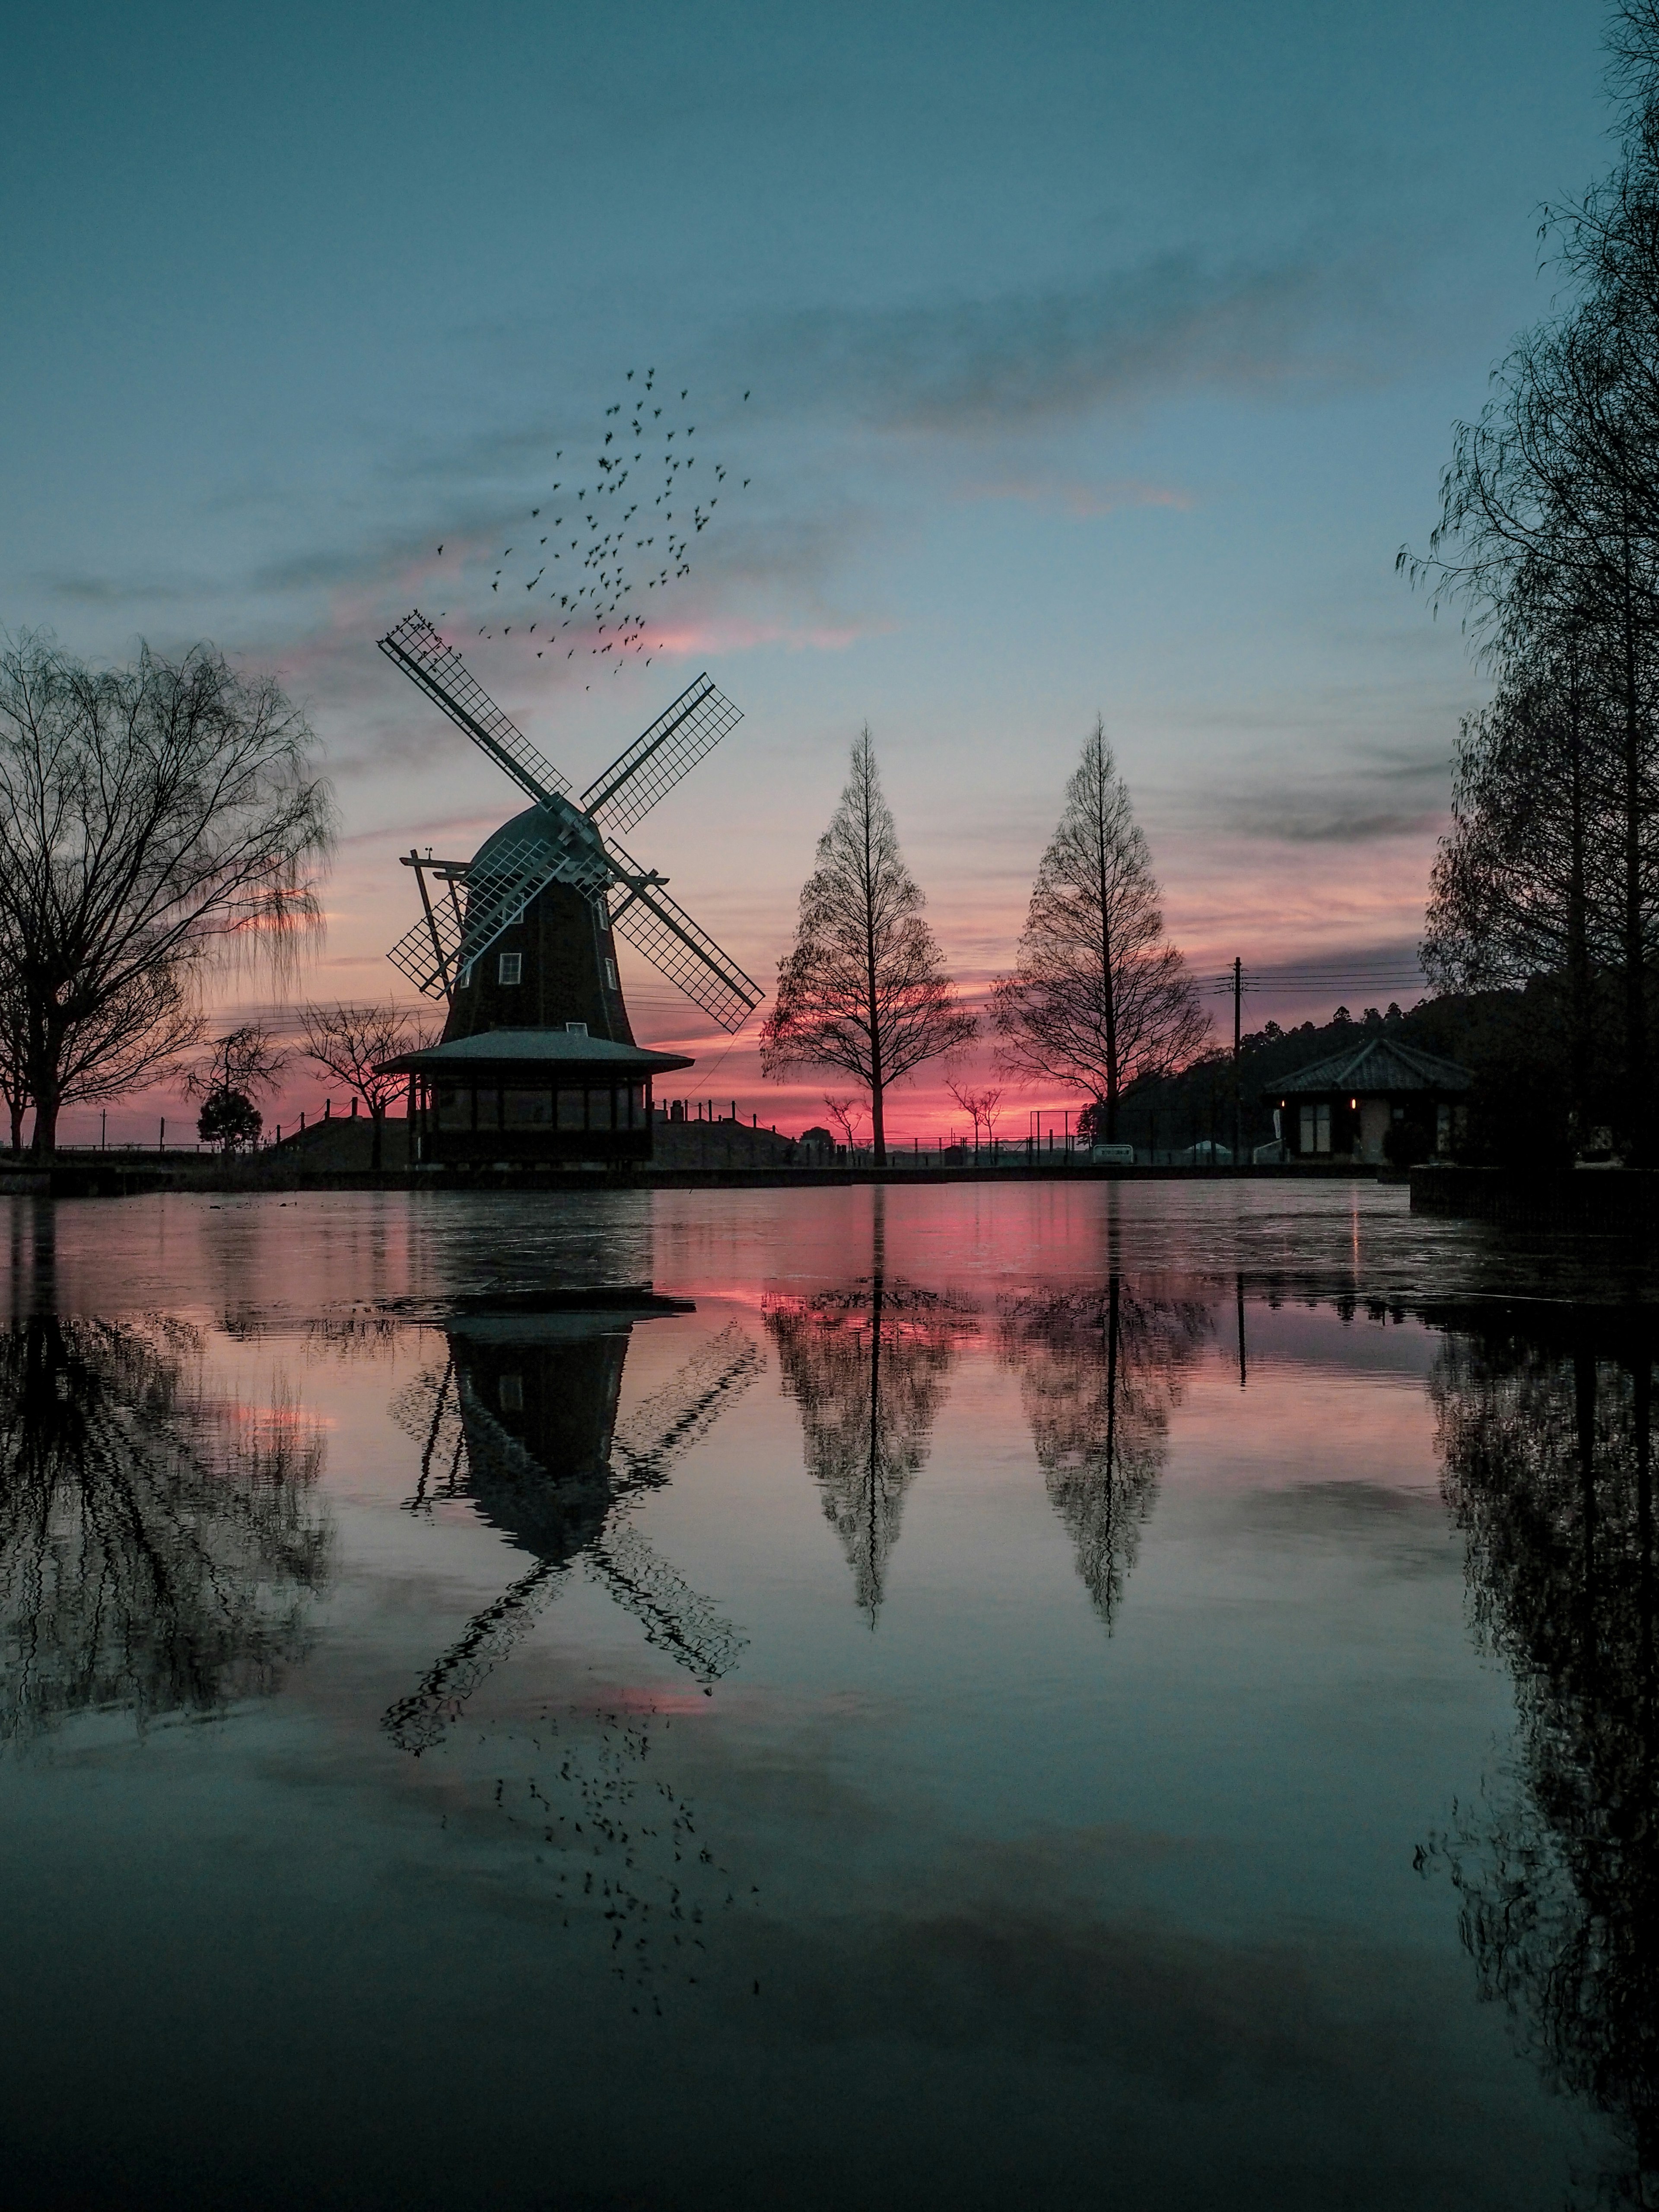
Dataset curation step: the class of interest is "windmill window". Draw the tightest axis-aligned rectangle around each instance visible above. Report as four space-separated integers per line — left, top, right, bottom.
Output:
503 1089 552 1128
498 1374 524 1413
498 952 522 985
556 1089 585 1131
604 958 618 990
586 1089 613 1131
458 961 474 990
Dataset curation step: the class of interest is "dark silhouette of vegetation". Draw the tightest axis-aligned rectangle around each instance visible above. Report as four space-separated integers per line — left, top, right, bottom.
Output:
0 634 333 1156
765 1203 977 1621
1425 1306 1659 2206
0 1313 329 1743
186 1022 287 1152
993 719 1208 1141
301 1003 435 1171
762 727 974 1165
1402 3 1659 1160
998 1278 1212 1625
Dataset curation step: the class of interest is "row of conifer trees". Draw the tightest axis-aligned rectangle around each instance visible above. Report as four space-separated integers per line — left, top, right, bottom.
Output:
760 719 1208 1165
1405 1 1659 1160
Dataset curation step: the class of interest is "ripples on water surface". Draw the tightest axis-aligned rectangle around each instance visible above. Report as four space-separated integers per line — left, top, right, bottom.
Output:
2 1181 1656 2211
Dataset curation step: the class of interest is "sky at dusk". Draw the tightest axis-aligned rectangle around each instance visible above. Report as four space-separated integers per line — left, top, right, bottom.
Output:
0 0 1617 1140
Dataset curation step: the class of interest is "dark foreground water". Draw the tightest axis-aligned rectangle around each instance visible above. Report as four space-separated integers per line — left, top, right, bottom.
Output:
2 1181 1656 2211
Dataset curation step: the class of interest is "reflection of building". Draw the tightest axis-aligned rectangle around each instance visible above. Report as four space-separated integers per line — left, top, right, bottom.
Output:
1427 1303 1659 2204
998 1280 1211 1626
1265 1035 1471 1163
0 1316 328 1742
385 1300 760 1749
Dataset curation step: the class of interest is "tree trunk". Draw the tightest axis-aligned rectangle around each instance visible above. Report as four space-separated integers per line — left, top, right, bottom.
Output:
371 1106 384 1172
1567 660 1592 1143
1621 543 1649 1161
30 1086 58 1160
863 779 888 1167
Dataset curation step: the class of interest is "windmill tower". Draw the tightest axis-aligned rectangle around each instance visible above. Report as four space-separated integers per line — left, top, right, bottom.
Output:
374 612 762 1169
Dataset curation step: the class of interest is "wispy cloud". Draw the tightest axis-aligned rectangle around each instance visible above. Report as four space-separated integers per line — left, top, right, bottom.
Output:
962 475 1196 516
754 243 1399 436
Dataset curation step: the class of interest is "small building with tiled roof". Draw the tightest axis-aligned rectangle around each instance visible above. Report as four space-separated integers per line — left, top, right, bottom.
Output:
1262 1033 1473 1164
378 1025 693 1172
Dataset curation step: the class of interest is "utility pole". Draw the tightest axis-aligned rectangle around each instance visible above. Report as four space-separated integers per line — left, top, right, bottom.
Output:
1233 957 1243 1167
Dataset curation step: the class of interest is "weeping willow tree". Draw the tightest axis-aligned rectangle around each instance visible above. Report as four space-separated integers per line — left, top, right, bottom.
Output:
0 635 335 1153
0 1314 331 1742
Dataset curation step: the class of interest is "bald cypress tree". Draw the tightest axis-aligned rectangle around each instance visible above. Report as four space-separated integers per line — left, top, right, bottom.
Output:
761 728 974 1164
993 719 1208 1140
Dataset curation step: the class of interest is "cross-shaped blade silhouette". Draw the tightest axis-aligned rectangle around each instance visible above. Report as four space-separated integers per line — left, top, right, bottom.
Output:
383 1320 761 1752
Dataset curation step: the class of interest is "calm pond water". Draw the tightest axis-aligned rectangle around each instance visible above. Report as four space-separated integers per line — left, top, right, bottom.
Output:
2 1181 1655 2211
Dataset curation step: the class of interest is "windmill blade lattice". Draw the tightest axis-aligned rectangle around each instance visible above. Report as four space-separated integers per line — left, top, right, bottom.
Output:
605 848 762 1034
379 612 762 1031
582 675 743 837
610 1321 764 1487
589 1519 748 1684
383 1556 566 1754
380 610 570 804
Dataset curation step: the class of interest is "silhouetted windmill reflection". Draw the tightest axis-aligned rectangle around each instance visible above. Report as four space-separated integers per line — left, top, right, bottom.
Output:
764 1205 977 1622
998 1280 1212 1627
1426 1306 1659 2206
0 1314 329 1744
384 1304 760 1750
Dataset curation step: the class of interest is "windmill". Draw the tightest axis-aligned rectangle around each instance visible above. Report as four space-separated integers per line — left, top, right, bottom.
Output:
378 611 761 1039
383 1309 762 1753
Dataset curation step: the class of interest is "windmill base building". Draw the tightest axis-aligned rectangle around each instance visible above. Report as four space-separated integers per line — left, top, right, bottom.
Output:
373 614 759 1173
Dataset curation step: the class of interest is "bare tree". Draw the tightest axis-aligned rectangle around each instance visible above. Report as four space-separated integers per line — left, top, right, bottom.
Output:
821 1094 868 1154
945 1077 1004 1154
0 635 334 1155
183 1023 288 1153
761 728 975 1164
992 720 1209 1140
300 1003 436 1170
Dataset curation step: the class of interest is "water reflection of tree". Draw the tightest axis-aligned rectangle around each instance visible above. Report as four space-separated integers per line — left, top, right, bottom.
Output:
765 1278 977 1622
998 1281 1211 1626
1429 1316 1658 2206
0 1315 328 1743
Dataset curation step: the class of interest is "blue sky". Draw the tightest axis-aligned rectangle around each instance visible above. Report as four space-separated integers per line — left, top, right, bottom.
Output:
0 0 1616 1131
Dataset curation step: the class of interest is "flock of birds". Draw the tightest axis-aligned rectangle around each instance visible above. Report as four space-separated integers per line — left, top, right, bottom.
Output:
431 368 751 683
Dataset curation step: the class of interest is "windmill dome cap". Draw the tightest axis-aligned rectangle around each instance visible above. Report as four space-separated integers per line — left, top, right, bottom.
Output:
470 802 566 872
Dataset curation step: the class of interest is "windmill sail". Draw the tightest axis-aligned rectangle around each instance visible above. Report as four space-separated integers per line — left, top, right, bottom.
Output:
379 612 763 1032
581 675 743 837
381 1320 762 1747
379 610 571 804
605 842 763 1034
